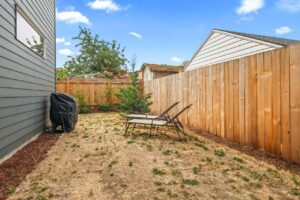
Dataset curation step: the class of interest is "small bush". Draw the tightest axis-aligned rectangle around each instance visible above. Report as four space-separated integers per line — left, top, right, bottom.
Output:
97 103 113 112
80 106 92 114
75 90 91 114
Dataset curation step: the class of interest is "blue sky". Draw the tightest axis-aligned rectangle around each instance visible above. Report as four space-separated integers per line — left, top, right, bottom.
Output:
56 0 300 69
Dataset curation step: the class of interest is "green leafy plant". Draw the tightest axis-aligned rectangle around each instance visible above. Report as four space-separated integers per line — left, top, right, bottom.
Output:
116 56 152 114
64 27 127 76
75 90 91 114
97 103 113 112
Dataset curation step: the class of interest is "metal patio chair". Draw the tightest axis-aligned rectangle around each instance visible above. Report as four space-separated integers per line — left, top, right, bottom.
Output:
124 104 192 139
126 102 180 121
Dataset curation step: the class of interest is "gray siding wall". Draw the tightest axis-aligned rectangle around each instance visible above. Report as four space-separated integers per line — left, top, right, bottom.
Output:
0 0 55 158
186 31 281 71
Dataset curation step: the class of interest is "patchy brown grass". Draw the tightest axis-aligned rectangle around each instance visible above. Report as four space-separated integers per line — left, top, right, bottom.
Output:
7 113 300 200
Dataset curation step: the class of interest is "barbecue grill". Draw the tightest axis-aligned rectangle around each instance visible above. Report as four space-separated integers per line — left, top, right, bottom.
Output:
49 93 78 133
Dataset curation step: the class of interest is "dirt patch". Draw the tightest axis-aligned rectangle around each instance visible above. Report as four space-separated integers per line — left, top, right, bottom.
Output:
0 133 60 200
7 113 300 200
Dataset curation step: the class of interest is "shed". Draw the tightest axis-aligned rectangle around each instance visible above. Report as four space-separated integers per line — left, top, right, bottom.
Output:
0 1 56 159
184 29 300 71
141 63 182 81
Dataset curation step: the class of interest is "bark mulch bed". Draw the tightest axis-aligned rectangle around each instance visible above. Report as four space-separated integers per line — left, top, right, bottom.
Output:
196 130 300 174
0 133 60 200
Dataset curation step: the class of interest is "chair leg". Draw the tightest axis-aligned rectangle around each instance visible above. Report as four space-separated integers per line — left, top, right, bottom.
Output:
149 125 154 137
132 124 137 132
124 123 130 135
156 126 159 134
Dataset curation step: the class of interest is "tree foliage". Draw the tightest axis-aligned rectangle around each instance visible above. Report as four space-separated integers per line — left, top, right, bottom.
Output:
116 56 152 114
63 27 127 76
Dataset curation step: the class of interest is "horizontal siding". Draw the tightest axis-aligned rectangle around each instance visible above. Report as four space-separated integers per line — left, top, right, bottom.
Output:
0 0 55 158
186 32 278 71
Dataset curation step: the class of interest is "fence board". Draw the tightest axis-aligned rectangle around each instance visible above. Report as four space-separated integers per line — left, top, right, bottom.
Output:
56 78 130 106
144 43 300 164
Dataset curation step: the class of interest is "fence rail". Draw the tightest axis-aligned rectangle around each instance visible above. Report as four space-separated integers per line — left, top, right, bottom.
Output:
144 43 300 164
56 78 131 105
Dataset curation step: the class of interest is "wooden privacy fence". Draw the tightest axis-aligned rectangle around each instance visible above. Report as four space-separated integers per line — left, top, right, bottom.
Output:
144 43 300 164
56 78 131 105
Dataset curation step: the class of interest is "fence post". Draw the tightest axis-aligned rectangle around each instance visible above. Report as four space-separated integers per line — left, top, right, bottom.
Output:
66 77 70 94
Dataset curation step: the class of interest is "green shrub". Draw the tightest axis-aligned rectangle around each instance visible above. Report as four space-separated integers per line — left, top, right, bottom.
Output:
115 56 152 114
97 103 113 112
75 90 91 114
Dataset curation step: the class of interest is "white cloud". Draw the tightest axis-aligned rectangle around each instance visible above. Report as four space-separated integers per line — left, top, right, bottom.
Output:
56 9 91 25
171 57 182 63
56 37 65 43
236 0 265 15
276 0 300 12
64 42 72 46
275 26 293 35
128 32 143 40
58 49 73 56
87 0 127 13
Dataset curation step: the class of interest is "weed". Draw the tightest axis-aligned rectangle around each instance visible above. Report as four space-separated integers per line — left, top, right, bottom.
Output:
156 187 165 192
163 149 173 156
195 143 209 151
205 157 213 163
7 188 16 195
129 161 133 167
147 144 153 151
249 194 259 200
292 176 300 186
233 157 244 163
108 160 118 168
113 127 120 132
88 189 94 197
247 181 262 189
127 140 135 144
182 179 199 186
193 166 201 174
290 188 300 196
249 170 263 181
214 149 226 157
152 168 166 176
154 181 162 186
171 169 182 177
82 135 89 139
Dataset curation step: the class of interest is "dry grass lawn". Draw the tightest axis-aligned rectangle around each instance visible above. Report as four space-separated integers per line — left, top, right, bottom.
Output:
8 113 300 200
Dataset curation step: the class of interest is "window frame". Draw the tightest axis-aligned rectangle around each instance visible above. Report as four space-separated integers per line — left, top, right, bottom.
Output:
15 4 46 59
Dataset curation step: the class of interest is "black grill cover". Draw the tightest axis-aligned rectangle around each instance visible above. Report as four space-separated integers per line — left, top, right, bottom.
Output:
50 93 78 132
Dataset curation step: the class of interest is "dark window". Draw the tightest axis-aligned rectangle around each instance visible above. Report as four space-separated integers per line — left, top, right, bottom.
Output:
16 6 45 57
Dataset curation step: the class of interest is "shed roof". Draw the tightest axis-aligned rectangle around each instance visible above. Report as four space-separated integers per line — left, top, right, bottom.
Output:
141 63 182 73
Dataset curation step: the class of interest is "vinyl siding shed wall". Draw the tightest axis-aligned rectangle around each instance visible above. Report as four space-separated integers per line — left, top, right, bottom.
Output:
186 31 281 71
0 0 55 158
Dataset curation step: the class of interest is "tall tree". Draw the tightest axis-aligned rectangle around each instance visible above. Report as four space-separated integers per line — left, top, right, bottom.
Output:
64 27 127 76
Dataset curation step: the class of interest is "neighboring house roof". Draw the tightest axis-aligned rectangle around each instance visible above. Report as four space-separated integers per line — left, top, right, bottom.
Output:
141 63 182 73
215 29 300 46
183 29 300 71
